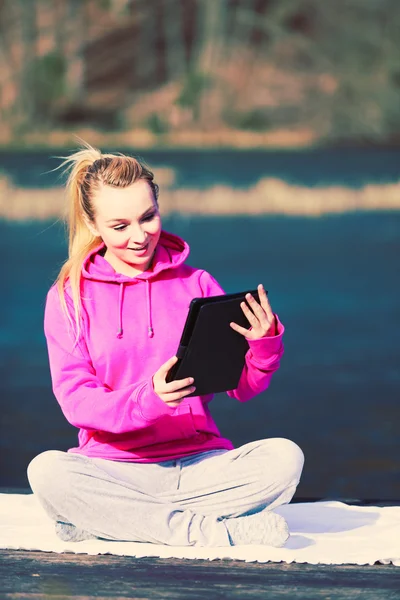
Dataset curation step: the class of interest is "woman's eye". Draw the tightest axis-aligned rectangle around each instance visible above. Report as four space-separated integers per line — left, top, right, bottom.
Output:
113 214 155 230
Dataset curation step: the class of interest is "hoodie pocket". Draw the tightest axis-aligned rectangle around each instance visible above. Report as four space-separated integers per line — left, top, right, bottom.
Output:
150 408 199 443
94 408 199 451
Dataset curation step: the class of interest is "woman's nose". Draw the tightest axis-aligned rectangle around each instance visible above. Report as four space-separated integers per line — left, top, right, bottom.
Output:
130 226 147 245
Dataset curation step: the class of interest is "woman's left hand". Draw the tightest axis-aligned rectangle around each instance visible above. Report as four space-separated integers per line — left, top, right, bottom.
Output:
230 284 277 340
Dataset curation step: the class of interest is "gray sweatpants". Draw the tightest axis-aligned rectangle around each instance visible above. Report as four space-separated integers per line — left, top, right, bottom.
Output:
27 437 304 547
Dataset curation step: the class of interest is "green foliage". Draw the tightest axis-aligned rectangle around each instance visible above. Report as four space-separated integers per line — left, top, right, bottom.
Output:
29 51 67 119
175 71 211 119
224 109 272 132
2 0 400 144
94 0 112 9
145 113 169 135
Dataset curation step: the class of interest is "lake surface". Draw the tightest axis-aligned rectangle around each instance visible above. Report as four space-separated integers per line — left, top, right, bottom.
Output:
1 146 400 189
0 148 399 499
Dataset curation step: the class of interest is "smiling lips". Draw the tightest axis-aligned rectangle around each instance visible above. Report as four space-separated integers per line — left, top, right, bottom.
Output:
129 243 149 254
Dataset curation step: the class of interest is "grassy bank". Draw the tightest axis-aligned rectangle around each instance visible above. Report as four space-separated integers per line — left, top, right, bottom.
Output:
1 172 399 220
0 126 319 152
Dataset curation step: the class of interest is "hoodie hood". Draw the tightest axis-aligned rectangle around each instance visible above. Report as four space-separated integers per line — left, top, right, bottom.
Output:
81 230 190 339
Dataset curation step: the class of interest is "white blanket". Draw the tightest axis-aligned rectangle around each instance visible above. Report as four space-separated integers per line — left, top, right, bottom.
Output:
1 493 399 566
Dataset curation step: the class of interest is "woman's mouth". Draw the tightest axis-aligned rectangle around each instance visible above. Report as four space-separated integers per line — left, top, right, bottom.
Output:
129 243 149 256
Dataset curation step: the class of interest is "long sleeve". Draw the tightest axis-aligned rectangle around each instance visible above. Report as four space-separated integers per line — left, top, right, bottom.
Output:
44 286 175 434
199 270 285 402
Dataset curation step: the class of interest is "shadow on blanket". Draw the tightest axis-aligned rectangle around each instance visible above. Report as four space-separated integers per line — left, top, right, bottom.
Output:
276 502 380 534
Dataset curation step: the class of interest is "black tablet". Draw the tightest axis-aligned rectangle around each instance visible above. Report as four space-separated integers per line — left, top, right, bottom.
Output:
165 288 265 396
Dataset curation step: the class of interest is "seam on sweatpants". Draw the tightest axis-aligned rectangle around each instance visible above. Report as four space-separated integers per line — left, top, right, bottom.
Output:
176 460 182 490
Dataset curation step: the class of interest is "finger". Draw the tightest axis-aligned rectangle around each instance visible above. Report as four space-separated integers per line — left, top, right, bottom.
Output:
156 356 178 381
164 385 196 403
173 376 195 391
258 284 274 321
240 301 259 327
159 355 178 373
162 376 194 394
245 292 270 328
230 321 251 337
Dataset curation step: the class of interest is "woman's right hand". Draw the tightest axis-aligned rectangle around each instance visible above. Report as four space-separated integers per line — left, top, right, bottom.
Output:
152 356 196 407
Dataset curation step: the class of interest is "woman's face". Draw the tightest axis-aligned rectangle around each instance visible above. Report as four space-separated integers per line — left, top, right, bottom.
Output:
89 179 162 275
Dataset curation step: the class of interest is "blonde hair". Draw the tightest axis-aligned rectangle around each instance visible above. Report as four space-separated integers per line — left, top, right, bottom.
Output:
54 140 159 341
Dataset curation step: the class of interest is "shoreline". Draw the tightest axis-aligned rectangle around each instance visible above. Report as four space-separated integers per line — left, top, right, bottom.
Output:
1 127 400 153
2 174 399 221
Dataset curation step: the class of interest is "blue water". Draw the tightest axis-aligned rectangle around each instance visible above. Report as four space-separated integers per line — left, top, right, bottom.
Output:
0 149 399 499
0 146 399 188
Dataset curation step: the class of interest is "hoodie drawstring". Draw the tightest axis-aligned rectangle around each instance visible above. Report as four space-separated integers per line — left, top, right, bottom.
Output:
116 282 125 339
146 279 154 338
116 280 154 339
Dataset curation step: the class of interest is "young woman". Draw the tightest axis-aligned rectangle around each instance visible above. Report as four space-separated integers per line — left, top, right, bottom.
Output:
27 142 304 548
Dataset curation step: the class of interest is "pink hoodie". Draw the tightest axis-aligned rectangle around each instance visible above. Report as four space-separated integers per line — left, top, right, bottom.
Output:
44 230 285 463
